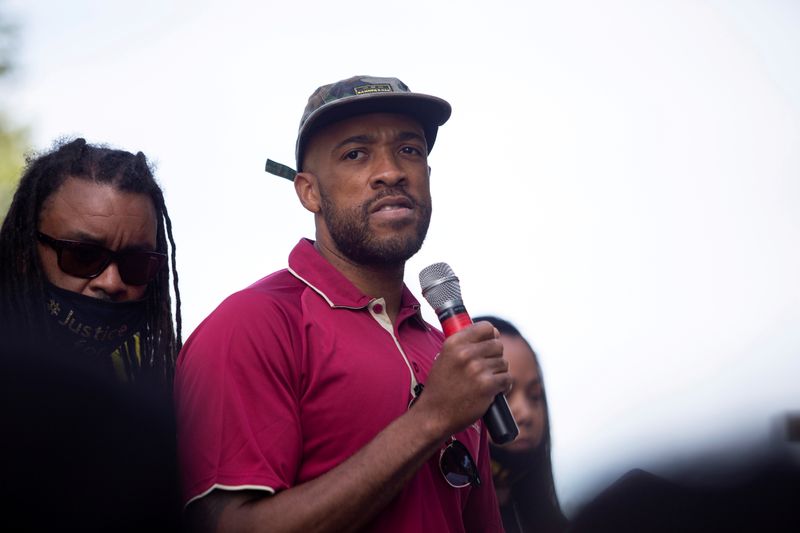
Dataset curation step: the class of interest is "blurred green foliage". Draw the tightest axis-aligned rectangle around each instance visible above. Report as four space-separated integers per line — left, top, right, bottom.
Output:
0 7 29 220
1 115 28 217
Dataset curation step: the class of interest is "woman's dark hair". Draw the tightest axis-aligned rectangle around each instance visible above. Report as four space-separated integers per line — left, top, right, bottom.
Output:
0 138 181 383
475 314 568 532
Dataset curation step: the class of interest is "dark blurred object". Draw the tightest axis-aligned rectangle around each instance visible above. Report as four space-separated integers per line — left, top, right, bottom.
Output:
569 435 800 533
0 337 182 532
786 412 800 442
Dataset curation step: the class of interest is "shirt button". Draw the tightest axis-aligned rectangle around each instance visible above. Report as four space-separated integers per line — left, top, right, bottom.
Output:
412 362 420 373
373 303 383 314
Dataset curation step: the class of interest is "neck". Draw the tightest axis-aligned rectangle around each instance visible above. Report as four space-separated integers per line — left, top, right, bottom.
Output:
314 240 406 323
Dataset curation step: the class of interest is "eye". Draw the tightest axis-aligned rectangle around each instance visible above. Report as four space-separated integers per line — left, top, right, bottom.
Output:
343 150 365 160
400 146 423 156
528 392 543 404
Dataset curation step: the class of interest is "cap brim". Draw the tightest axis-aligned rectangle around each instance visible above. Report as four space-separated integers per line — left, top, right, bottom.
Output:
296 92 452 171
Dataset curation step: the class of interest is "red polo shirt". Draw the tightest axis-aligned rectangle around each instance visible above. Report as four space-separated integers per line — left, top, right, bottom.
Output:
174 239 502 532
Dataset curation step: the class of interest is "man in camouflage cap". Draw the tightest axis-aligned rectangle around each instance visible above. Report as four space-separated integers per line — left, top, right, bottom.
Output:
176 75 509 532
266 75 451 180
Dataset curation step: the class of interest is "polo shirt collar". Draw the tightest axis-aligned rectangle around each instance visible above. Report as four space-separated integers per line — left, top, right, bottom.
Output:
287 239 424 321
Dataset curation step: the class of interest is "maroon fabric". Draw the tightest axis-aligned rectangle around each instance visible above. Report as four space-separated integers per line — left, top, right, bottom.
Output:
175 239 502 532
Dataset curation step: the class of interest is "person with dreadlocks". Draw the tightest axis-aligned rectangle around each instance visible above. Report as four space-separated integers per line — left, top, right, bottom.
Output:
0 137 185 531
474 315 569 533
0 137 182 385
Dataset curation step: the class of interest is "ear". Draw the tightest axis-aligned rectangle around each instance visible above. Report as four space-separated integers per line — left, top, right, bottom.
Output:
294 171 321 213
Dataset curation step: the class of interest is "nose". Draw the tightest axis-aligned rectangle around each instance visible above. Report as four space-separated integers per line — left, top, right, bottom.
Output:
86 261 129 301
511 399 534 431
369 149 407 189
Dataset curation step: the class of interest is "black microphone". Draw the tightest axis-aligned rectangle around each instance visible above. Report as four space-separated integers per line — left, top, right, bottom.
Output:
419 262 519 445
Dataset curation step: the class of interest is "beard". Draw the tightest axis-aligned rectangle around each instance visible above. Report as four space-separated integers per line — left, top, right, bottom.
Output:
320 187 432 267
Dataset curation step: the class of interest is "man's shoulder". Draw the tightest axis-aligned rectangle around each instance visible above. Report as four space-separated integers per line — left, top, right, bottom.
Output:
213 268 304 316
244 268 306 298
179 269 307 361
187 269 303 335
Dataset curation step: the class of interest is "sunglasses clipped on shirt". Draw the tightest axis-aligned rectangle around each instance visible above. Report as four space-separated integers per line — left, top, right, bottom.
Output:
410 383 482 489
37 232 166 286
440 436 482 488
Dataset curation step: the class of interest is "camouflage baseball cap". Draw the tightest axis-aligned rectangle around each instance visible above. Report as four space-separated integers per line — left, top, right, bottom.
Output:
265 75 451 180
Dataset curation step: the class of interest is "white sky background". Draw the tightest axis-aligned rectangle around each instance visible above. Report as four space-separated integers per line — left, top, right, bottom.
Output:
5 0 800 513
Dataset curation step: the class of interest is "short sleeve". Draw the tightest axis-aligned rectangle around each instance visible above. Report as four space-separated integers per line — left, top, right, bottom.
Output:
174 289 303 505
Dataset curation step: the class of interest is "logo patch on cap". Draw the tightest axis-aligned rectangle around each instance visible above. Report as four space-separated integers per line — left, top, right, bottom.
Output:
353 83 393 95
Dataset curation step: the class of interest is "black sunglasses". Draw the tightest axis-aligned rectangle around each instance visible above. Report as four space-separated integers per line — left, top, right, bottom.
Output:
37 232 166 286
410 383 481 488
439 437 481 488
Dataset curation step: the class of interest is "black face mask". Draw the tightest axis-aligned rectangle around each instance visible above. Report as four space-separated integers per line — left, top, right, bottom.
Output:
43 283 147 360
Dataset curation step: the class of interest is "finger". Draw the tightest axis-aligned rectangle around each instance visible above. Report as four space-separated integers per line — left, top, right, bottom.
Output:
476 338 505 359
485 355 509 374
456 320 496 342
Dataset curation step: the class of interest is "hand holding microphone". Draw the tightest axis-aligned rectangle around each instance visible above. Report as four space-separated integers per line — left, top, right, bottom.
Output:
419 263 519 445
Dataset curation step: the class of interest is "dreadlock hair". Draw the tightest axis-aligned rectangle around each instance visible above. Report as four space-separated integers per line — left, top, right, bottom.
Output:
0 137 182 384
474 315 568 533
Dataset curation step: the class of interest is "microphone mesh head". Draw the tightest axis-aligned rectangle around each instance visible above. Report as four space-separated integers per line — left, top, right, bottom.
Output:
419 262 463 312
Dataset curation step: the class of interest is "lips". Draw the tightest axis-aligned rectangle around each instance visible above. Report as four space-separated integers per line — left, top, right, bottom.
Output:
368 195 414 214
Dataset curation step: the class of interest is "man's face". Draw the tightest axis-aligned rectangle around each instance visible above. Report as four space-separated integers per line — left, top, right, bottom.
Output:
37 177 158 302
301 112 432 267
